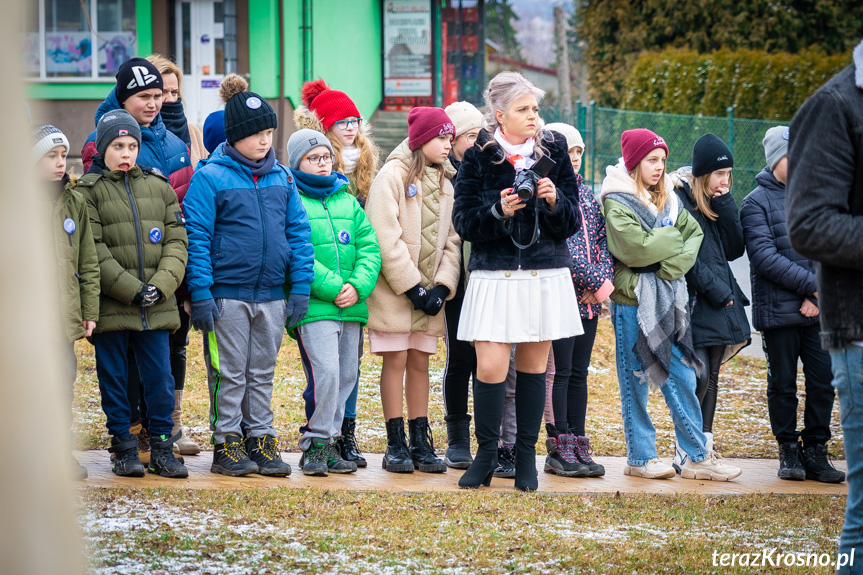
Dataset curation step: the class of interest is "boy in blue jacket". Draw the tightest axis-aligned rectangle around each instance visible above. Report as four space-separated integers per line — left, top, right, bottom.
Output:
184 84 315 477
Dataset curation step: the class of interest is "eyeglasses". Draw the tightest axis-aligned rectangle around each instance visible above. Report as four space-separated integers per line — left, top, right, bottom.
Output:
334 118 363 130
303 154 334 165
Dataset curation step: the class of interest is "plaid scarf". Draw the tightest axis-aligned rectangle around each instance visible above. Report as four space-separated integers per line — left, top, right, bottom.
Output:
605 191 703 388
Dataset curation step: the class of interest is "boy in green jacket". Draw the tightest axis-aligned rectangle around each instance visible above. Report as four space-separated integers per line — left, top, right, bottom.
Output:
286 128 382 477
79 109 189 478
33 124 100 480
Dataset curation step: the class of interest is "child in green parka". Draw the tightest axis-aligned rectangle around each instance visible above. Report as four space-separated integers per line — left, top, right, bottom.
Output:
286 128 382 477
33 124 100 480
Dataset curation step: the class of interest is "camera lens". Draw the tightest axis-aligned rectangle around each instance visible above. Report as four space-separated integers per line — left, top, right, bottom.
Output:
516 184 535 201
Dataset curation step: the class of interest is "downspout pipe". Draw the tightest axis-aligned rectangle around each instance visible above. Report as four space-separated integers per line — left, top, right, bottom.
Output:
277 0 286 162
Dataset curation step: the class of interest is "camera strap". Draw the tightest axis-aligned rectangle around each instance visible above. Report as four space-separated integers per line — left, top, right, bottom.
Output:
511 202 541 250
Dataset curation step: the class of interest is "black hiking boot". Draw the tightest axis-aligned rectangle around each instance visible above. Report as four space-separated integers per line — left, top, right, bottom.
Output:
149 432 189 478
324 441 357 474
337 417 367 468
382 417 414 473
300 439 330 476
803 443 845 483
211 433 259 477
108 435 145 477
778 441 806 481
575 435 605 477
409 417 447 473
245 435 292 477
494 443 516 478
444 416 473 469
544 426 590 477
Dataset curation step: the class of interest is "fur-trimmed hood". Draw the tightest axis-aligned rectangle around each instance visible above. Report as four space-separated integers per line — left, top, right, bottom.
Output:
600 159 678 216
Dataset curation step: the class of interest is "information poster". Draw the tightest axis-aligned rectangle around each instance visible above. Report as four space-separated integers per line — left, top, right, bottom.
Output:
383 0 432 108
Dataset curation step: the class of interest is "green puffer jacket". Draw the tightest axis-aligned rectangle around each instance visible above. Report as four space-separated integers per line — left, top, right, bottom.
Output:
54 175 100 342
78 163 188 333
290 170 381 333
600 162 703 306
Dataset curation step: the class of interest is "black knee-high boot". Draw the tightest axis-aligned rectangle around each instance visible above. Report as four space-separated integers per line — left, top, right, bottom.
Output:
514 371 546 492
458 378 505 489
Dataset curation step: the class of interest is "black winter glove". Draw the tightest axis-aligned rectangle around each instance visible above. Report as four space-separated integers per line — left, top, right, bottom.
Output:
422 285 450 316
190 299 221 333
286 292 310 328
405 284 429 310
132 284 162 307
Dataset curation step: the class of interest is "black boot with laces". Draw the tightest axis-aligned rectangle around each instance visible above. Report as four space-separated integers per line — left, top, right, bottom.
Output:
149 432 189 478
245 435 291 477
803 443 845 483
409 417 447 473
337 417 367 468
211 433 259 477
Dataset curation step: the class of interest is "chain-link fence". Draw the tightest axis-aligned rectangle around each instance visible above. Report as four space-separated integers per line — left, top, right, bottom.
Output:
543 103 788 207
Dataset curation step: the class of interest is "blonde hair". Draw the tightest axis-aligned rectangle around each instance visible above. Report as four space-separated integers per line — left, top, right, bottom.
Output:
481 71 549 161
630 165 668 212
403 148 446 192
690 172 733 221
329 128 380 203
146 54 183 99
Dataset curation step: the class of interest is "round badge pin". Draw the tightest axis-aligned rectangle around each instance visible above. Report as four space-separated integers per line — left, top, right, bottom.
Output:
783 129 790 140
246 96 262 110
63 217 76 234
338 230 351 244
661 216 673 227
149 227 163 243
406 183 418 198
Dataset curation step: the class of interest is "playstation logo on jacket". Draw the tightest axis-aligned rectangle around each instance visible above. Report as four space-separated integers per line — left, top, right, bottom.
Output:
115 58 164 106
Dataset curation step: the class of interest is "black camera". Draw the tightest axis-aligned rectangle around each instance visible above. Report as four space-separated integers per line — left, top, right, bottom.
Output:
512 154 556 200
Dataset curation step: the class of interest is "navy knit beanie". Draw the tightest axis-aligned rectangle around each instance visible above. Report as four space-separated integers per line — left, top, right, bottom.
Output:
203 110 226 153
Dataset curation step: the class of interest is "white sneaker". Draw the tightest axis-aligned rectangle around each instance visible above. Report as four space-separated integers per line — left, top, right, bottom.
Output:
624 458 676 479
681 450 742 481
672 442 688 474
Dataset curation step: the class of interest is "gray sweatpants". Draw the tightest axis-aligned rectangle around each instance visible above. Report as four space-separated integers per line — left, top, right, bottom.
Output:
296 320 363 450
204 298 287 444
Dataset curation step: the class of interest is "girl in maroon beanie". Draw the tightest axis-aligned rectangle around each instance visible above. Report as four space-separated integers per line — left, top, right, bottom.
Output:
364 107 462 474
601 128 742 481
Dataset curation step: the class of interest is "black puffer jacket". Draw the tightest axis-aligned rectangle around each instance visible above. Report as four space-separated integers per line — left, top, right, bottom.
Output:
674 173 751 347
740 167 818 331
452 129 580 271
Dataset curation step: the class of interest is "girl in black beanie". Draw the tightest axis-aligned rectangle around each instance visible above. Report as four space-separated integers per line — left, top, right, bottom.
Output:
670 133 751 470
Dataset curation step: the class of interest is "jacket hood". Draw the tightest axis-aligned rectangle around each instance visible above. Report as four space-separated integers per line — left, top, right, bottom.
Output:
385 138 457 180
755 166 784 192
294 170 350 200
94 87 166 137
670 166 695 201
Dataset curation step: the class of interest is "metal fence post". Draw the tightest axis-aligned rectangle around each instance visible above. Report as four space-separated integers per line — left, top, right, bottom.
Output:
589 101 596 189
727 106 735 155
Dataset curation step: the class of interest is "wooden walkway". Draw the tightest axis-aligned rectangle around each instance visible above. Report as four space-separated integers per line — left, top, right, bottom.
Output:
75 451 848 495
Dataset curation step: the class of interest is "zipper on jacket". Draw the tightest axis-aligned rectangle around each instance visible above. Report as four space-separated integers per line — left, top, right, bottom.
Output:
254 179 267 297
124 172 148 330
321 198 343 320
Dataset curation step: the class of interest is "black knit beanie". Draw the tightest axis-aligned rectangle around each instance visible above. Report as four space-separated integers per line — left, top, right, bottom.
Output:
224 92 277 144
691 133 733 177
115 58 163 105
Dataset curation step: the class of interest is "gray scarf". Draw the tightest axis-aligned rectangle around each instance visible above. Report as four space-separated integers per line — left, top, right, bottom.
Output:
605 192 703 388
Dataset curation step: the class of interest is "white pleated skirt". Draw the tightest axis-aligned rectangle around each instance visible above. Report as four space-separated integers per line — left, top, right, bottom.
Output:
458 268 583 343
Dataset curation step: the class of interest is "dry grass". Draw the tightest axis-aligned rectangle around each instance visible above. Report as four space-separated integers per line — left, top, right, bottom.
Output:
73 317 844 460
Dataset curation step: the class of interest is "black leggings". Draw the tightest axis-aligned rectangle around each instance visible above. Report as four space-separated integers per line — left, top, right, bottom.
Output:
442 288 477 422
128 303 190 426
694 345 724 434
550 316 599 436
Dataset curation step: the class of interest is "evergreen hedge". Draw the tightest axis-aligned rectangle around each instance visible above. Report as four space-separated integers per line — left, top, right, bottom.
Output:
622 48 851 120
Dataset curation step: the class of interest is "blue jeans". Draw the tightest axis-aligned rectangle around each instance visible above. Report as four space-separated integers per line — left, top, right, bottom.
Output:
832 345 863 574
611 302 707 466
92 330 175 438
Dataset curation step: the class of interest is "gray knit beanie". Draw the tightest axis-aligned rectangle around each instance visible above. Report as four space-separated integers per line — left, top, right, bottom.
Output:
763 126 789 170
32 124 70 163
287 128 333 170
96 109 142 159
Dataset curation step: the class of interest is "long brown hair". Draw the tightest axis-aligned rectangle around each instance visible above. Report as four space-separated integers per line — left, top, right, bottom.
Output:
631 166 668 212
403 148 446 192
691 172 733 221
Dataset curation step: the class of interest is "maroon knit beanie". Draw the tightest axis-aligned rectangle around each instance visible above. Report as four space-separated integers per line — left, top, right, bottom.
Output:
621 128 669 173
408 107 455 151
301 79 362 132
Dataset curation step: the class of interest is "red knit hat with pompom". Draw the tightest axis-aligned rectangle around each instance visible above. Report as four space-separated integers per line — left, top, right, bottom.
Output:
301 79 361 132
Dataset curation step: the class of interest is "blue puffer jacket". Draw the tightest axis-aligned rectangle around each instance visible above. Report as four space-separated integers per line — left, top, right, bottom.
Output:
740 167 819 331
183 143 315 303
81 88 194 203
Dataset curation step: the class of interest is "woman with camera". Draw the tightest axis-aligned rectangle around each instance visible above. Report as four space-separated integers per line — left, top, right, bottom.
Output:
452 71 583 491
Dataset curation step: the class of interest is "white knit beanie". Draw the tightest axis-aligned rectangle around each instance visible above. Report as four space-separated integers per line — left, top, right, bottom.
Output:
32 124 70 163
444 101 484 138
545 122 585 151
